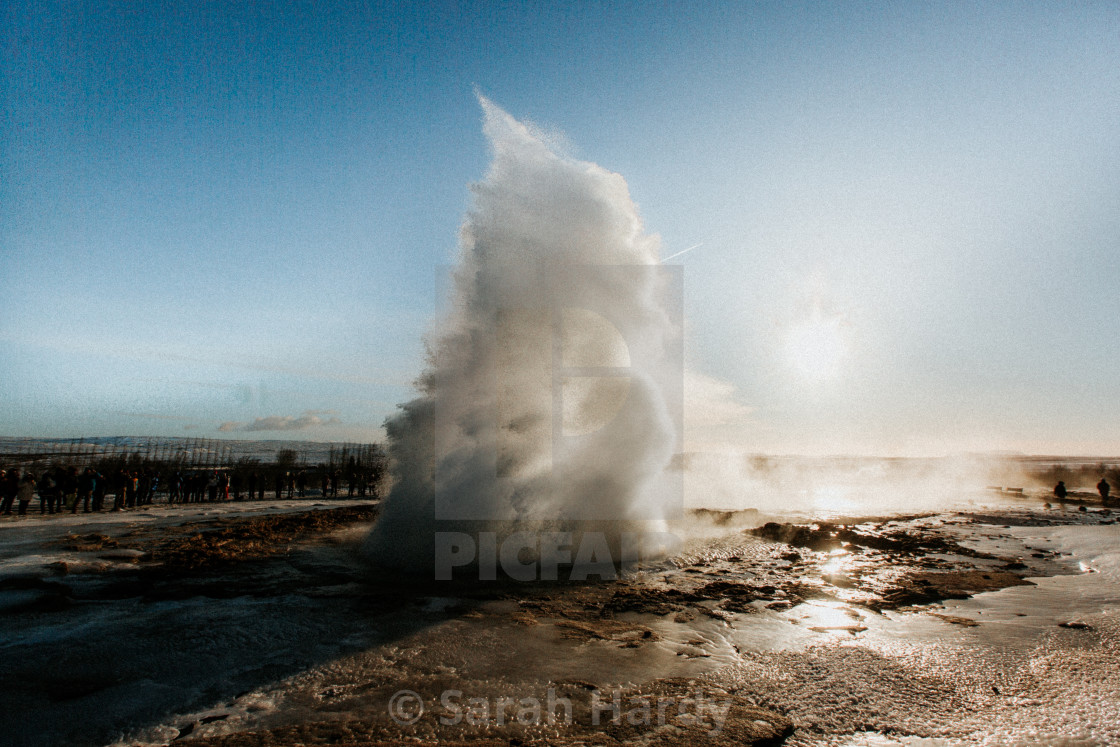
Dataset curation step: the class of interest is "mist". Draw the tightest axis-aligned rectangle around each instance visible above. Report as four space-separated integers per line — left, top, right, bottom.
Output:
363 97 682 573
362 98 1111 578
673 451 1098 530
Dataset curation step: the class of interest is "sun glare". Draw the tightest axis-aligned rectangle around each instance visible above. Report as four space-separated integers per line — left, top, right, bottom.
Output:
787 315 846 381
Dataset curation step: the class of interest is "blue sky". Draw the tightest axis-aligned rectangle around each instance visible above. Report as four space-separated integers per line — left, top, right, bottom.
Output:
2 1 1118 455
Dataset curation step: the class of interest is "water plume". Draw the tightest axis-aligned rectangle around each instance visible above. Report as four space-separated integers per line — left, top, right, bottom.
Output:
363 97 682 574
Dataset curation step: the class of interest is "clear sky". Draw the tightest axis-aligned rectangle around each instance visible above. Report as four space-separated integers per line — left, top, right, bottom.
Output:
2 1 1118 456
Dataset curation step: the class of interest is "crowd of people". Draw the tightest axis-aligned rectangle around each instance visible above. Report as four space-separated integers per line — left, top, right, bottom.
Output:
0 465 379 517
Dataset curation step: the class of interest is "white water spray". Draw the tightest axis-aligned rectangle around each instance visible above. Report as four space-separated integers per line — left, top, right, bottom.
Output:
363 97 682 573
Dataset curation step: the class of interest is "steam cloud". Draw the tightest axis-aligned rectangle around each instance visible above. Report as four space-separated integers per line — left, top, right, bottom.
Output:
363 97 681 572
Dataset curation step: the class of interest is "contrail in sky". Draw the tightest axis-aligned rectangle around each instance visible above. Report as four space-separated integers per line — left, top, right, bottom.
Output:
660 243 703 263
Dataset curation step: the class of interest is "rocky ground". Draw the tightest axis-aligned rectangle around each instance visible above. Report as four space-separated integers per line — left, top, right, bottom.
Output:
1 500 1116 746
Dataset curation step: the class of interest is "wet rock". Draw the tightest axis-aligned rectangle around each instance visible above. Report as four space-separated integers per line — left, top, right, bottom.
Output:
750 521 992 558
603 579 781 617
604 586 693 616
554 619 659 645
509 610 538 626
113 505 378 575
823 573 857 588
808 624 867 634
928 613 980 627
98 548 148 562
60 532 120 552
752 522 840 551
676 645 711 658
874 570 1033 610
689 507 761 527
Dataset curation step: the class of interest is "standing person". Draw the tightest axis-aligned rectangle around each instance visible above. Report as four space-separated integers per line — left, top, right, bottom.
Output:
285 471 295 499
126 471 139 508
17 470 36 515
320 471 329 498
38 470 58 514
1054 481 1068 500
231 472 242 501
274 471 284 500
207 472 219 502
91 468 106 512
1 468 18 514
112 470 125 510
296 470 307 498
78 467 96 513
257 474 265 500
247 471 257 502
219 471 230 501
137 470 151 505
1099 477 1111 503
62 466 80 513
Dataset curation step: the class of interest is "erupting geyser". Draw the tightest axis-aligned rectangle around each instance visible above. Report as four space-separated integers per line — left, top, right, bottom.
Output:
363 97 681 575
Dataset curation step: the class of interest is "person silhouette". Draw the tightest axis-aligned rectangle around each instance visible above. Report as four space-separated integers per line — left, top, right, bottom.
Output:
1099 477 1111 502
1054 480 1068 500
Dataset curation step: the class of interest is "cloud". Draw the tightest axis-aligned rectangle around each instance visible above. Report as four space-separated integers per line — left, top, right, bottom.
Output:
218 412 343 432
